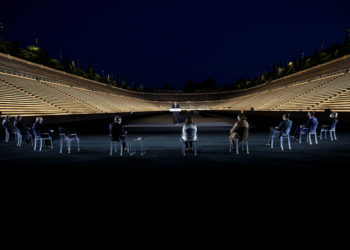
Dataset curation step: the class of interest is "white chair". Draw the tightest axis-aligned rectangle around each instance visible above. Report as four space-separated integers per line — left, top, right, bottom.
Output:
33 128 52 151
320 120 338 141
110 136 129 156
59 133 80 154
299 123 318 145
270 124 292 151
130 137 145 156
15 127 22 147
3 125 17 143
229 138 249 155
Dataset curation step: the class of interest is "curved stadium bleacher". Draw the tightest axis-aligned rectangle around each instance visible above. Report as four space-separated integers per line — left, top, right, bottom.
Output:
1 52 350 117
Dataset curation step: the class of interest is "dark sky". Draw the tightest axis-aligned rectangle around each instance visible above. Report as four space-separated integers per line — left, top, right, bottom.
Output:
1 0 350 89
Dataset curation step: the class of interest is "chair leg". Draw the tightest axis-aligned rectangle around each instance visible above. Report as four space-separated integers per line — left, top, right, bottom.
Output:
299 133 302 143
60 139 63 154
314 133 318 144
67 140 71 154
280 136 284 151
50 138 53 149
308 133 312 145
76 138 80 152
19 134 22 147
229 139 232 152
271 136 274 149
288 136 291 150
5 131 9 143
320 130 323 140
246 141 249 154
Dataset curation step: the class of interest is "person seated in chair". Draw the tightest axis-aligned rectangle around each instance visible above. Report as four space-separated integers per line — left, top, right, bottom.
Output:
229 113 249 150
293 111 318 141
2 114 13 132
14 115 32 144
32 117 54 147
181 116 197 151
109 116 127 151
266 113 292 146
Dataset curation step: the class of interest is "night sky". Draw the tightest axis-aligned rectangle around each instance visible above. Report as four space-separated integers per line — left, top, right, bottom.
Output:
1 0 350 89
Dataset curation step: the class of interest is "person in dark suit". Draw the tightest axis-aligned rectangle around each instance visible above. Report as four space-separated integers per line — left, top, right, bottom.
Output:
109 116 127 151
171 102 180 124
293 112 318 141
266 113 292 146
14 115 32 144
2 114 12 132
32 117 54 146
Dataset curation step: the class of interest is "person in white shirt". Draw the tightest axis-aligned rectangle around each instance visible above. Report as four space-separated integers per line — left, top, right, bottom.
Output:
181 116 197 151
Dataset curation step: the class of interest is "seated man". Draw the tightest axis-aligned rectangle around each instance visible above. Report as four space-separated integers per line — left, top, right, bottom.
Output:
266 113 292 146
181 116 197 151
109 116 127 151
14 115 32 144
293 111 318 141
229 113 249 150
32 117 54 147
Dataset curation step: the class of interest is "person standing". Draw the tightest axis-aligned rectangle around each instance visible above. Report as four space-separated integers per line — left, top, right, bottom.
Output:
171 101 180 124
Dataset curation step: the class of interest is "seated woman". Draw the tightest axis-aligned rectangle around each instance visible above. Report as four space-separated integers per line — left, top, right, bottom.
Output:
229 113 249 149
181 116 197 151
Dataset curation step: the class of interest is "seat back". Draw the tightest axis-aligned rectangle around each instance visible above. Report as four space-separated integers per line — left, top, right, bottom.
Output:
184 128 197 141
331 119 338 130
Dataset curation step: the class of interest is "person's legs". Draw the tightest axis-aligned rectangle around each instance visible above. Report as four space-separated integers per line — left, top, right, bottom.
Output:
189 141 193 150
185 141 189 149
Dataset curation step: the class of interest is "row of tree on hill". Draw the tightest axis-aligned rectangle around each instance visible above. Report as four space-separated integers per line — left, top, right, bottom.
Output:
0 33 350 93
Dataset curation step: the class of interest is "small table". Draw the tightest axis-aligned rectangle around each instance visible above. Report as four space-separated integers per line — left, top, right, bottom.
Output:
130 137 145 156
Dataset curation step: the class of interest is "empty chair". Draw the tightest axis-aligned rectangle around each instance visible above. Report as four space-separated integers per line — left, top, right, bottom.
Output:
320 113 338 141
59 127 80 154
